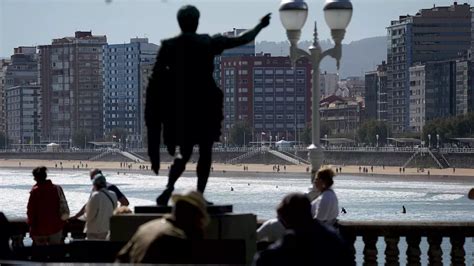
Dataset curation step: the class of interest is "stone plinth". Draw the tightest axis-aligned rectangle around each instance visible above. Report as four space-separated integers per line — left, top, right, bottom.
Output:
110 212 256 264
134 204 233 215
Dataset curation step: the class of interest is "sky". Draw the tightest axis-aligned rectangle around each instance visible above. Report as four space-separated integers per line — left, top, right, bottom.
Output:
0 0 473 57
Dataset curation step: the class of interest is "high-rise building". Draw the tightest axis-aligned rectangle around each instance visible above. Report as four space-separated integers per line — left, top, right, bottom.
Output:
455 59 474 115
103 38 158 148
365 61 388 121
38 31 106 145
221 53 311 141
409 60 457 132
0 59 11 133
387 2 471 132
213 29 255 87
320 71 339 97
5 85 41 146
4 47 39 145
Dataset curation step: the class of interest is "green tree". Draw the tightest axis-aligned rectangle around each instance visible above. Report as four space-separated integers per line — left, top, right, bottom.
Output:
356 120 390 145
107 127 129 148
72 129 88 149
229 121 252 146
300 122 330 145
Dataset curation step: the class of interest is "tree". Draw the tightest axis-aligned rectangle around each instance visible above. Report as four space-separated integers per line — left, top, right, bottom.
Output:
229 121 252 146
300 122 331 145
72 129 88 149
107 128 129 148
356 120 390 145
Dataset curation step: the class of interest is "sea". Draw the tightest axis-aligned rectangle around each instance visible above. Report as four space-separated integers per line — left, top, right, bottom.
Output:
1 168 473 264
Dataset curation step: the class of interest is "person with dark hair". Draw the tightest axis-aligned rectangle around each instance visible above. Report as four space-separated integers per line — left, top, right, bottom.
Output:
70 168 128 220
0 212 13 259
84 173 118 240
311 167 339 226
253 193 353 266
116 190 209 263
27 166 66 245
145 5 271 205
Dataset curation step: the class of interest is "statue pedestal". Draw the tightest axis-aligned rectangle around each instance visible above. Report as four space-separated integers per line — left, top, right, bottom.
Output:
134 204 233 215
110 205 256 264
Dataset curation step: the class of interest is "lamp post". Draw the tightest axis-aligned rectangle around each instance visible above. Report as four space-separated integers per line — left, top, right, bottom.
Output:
280 0 353 183
428 134 431 149
324 134 328 148
376 134 379 148
436 134 440 149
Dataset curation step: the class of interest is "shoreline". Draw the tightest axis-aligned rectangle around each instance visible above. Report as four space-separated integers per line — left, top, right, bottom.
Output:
0 158 473 182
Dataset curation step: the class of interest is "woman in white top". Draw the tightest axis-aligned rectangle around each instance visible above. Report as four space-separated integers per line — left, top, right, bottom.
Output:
85 173 117 240
311 167 339 226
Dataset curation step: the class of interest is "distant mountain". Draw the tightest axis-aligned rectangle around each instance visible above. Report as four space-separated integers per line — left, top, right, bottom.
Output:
256 36 386 78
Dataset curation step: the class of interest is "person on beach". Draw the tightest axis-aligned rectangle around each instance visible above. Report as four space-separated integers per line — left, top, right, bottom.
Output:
26 166 67 246
253 193 353 266
145 5 271 205
311 167 339 227
70 168 129 220
84 173 117 240
116 190 209 263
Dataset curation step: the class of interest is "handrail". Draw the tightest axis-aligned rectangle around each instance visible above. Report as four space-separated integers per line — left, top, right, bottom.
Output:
6 219 474 265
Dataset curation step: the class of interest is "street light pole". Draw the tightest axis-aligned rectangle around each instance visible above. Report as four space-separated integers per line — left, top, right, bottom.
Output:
280 0 353 183
376 134 379 148
428 134 431 149
436 134 440 149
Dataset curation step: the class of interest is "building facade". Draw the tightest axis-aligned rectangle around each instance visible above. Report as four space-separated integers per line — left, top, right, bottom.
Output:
5 85 41 146
38 31 106 145
320 95 363 135
387 2 472 132
103 38 158 148
320 71 339 97
455 59 474 115
220 53 312 141
365 62 388 121
4 47 39 144
0 59 11 133
408 64 425 132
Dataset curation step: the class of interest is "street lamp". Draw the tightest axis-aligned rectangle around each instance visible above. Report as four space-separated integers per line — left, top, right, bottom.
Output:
436 134 440 149
376 134 379 148
324 134 328 148
280 0 353 183
428 134 431 149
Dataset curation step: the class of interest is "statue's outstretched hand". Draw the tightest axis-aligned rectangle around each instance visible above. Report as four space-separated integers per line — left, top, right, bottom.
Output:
260 13 271 28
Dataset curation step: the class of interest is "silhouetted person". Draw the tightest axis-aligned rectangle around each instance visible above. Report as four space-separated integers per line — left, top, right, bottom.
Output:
116 190 209 263
341 207 347 214
0 212 13 259
402 205 406 214
253 193 353 266
146 5 271 205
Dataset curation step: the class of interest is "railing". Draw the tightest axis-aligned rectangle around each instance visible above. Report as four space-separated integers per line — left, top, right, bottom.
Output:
338 220 474 265
5 219 473 264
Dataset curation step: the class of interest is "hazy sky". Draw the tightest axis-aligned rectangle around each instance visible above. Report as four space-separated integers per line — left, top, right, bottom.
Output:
1 0 472 57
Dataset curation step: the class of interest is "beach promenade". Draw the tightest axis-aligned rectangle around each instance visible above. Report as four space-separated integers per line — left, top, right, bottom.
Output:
1 158 473 181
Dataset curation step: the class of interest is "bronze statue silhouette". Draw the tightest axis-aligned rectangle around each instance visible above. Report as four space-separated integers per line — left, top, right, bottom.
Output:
145 5 271 205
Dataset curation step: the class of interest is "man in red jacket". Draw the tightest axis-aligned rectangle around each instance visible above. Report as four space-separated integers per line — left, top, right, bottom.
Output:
27 166 66 245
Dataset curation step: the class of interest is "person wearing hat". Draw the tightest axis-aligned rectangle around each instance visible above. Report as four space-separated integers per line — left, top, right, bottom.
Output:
311 167 339 227
84 173 118 240
116 190 209 263
70 168 129 220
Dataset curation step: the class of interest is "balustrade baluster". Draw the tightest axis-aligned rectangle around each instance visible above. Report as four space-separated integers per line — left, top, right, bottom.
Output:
406 235 421 266
362 235 378 266
427 235 443 266
384 236 399 265
450 235 465 265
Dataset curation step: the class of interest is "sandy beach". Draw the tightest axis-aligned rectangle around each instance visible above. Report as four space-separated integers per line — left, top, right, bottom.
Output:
1 158 474 181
